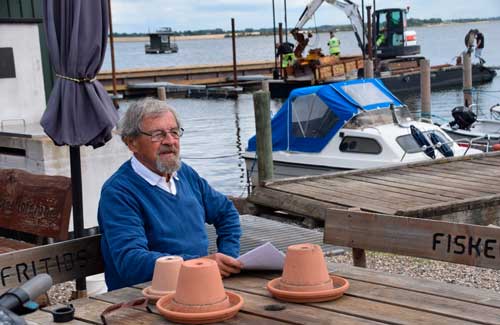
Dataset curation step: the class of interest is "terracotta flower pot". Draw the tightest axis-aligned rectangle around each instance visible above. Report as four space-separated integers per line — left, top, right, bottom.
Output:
267 243 350 303
280 243 333 292
156 258 244 324
169 258 230 313
142 255 183 301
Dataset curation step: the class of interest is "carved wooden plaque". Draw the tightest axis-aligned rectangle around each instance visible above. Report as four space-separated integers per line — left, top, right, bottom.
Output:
0 169 72 240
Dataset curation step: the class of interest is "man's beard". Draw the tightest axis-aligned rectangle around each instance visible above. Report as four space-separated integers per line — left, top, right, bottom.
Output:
156 145 181 175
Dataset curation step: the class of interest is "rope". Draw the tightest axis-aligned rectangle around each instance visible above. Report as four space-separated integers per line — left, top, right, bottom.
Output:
56 74 96 83
473 89 500 93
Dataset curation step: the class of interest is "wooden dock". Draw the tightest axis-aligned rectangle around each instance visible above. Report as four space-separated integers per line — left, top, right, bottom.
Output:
97 61 274 96
248 151 500 226
127 82 242 99
206 215 342 255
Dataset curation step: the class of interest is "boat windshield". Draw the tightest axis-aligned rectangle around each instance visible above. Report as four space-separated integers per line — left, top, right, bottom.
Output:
343 106 414 129
397 130 451 153
341 83 392 106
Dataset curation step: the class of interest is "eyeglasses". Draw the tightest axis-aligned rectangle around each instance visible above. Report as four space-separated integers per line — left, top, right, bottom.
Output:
139 128 184 141
100 297 151 325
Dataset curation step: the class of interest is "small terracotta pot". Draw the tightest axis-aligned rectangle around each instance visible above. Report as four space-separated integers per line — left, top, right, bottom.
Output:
142 255 183 301
280 243 333 292
151 256 184 294
168 258 231 313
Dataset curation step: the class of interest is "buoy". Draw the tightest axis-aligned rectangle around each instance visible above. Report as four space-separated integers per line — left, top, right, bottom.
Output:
492 143 500 151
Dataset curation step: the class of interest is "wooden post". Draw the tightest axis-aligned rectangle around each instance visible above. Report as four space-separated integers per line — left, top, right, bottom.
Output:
157 87 166 101
348 207 366 267
278 23 284 80
352 248 367 268
366 6 372 59
231 18 238 88
463 52 473 108
363 59 374 78
420 59 431 122
253 91 273 184
261 80 270 92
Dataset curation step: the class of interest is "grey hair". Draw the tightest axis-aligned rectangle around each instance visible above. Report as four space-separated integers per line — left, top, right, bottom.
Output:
119 97 182 143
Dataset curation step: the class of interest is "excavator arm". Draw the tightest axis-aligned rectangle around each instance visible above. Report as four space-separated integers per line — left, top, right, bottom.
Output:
295 0 366 54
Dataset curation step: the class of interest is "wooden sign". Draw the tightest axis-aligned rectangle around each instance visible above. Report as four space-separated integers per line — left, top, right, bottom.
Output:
0 235 104 288
325 209 500 269
0 169 72 240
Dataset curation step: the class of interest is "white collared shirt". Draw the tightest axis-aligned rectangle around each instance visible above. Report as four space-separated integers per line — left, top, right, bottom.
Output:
131 156 179 195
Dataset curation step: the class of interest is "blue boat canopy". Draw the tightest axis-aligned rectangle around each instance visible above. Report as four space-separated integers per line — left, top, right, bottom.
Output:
247 78 403 153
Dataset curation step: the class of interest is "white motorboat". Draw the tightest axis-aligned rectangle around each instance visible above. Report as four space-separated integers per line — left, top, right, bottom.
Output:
244 79 481 181
440 105 500 152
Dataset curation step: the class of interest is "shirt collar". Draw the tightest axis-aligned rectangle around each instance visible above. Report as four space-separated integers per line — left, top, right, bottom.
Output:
131 156 179 186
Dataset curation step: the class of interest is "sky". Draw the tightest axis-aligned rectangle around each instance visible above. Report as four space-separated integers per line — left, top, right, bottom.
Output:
110 0 500 33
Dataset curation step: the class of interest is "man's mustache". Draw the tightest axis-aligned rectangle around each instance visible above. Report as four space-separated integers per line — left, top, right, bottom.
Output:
158 145 178 155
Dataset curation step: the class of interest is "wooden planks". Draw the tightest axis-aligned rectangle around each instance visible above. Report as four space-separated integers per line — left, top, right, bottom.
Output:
325 209 500 269
0 235 103 289
330 262 500 308
248 186 345 221
207 215 342 256
253 152 500 223
224 274 487 324
28 267 500 324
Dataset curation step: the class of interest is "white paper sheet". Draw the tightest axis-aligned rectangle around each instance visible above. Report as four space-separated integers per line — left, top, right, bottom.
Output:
237 242 285 270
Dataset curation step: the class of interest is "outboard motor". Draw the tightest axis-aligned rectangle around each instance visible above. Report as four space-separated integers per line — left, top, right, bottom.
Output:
449 106 477 130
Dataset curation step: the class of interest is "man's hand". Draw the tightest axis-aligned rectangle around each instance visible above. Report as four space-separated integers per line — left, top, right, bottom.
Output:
207 253 243 277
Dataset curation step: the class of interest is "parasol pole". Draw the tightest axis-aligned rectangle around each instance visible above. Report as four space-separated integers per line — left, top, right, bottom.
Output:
70 146 86 296
107 0 118 107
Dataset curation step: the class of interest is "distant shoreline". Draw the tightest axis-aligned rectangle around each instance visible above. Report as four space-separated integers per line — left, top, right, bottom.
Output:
113 34 227 42
113 19 498 43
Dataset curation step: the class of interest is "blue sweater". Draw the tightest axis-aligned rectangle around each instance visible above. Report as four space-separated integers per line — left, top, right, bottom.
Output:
98 160 241 290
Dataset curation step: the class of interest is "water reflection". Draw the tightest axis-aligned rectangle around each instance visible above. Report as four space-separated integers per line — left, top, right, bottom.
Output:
232 99 248 195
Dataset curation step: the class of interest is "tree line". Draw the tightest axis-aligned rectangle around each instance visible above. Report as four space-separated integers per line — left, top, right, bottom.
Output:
113 16 500 37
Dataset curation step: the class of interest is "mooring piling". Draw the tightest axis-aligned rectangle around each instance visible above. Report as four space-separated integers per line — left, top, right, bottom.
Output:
420 59 431 122
252 91 273 185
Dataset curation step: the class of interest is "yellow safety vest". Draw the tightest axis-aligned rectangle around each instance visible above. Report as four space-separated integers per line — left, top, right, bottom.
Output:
376 33 386 47
282 53 296 68
328 37 340 55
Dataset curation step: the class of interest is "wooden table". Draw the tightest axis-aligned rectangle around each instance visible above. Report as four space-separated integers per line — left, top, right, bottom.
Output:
25 263 500 324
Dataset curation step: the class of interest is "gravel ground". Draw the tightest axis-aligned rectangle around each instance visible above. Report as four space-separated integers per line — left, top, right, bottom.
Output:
47 282 75 305
326 250 500 292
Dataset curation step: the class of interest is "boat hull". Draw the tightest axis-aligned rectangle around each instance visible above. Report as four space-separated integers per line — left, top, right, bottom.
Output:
244 157 350 183
269 64 497 99
440 120 500 151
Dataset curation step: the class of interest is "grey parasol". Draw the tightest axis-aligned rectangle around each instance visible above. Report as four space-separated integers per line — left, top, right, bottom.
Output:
41 0 118 148
41 0 119 291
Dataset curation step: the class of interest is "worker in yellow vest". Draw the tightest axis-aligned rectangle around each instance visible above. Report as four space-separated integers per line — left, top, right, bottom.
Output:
327 31 340 56
376 28 387 47
282 53 296 68
276 42 296 68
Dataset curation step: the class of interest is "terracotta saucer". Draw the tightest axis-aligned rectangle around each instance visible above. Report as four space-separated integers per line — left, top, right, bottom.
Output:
156 291 244 324
142 286 174 302
267 275 349 303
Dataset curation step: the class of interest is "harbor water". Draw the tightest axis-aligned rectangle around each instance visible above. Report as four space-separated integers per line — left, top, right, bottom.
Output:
78 21 500 228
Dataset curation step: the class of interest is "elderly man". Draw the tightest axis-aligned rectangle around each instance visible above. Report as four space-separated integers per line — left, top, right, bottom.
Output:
98 98 242 291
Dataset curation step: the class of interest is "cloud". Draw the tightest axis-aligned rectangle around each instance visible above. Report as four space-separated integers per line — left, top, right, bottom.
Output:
110 0 500 33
